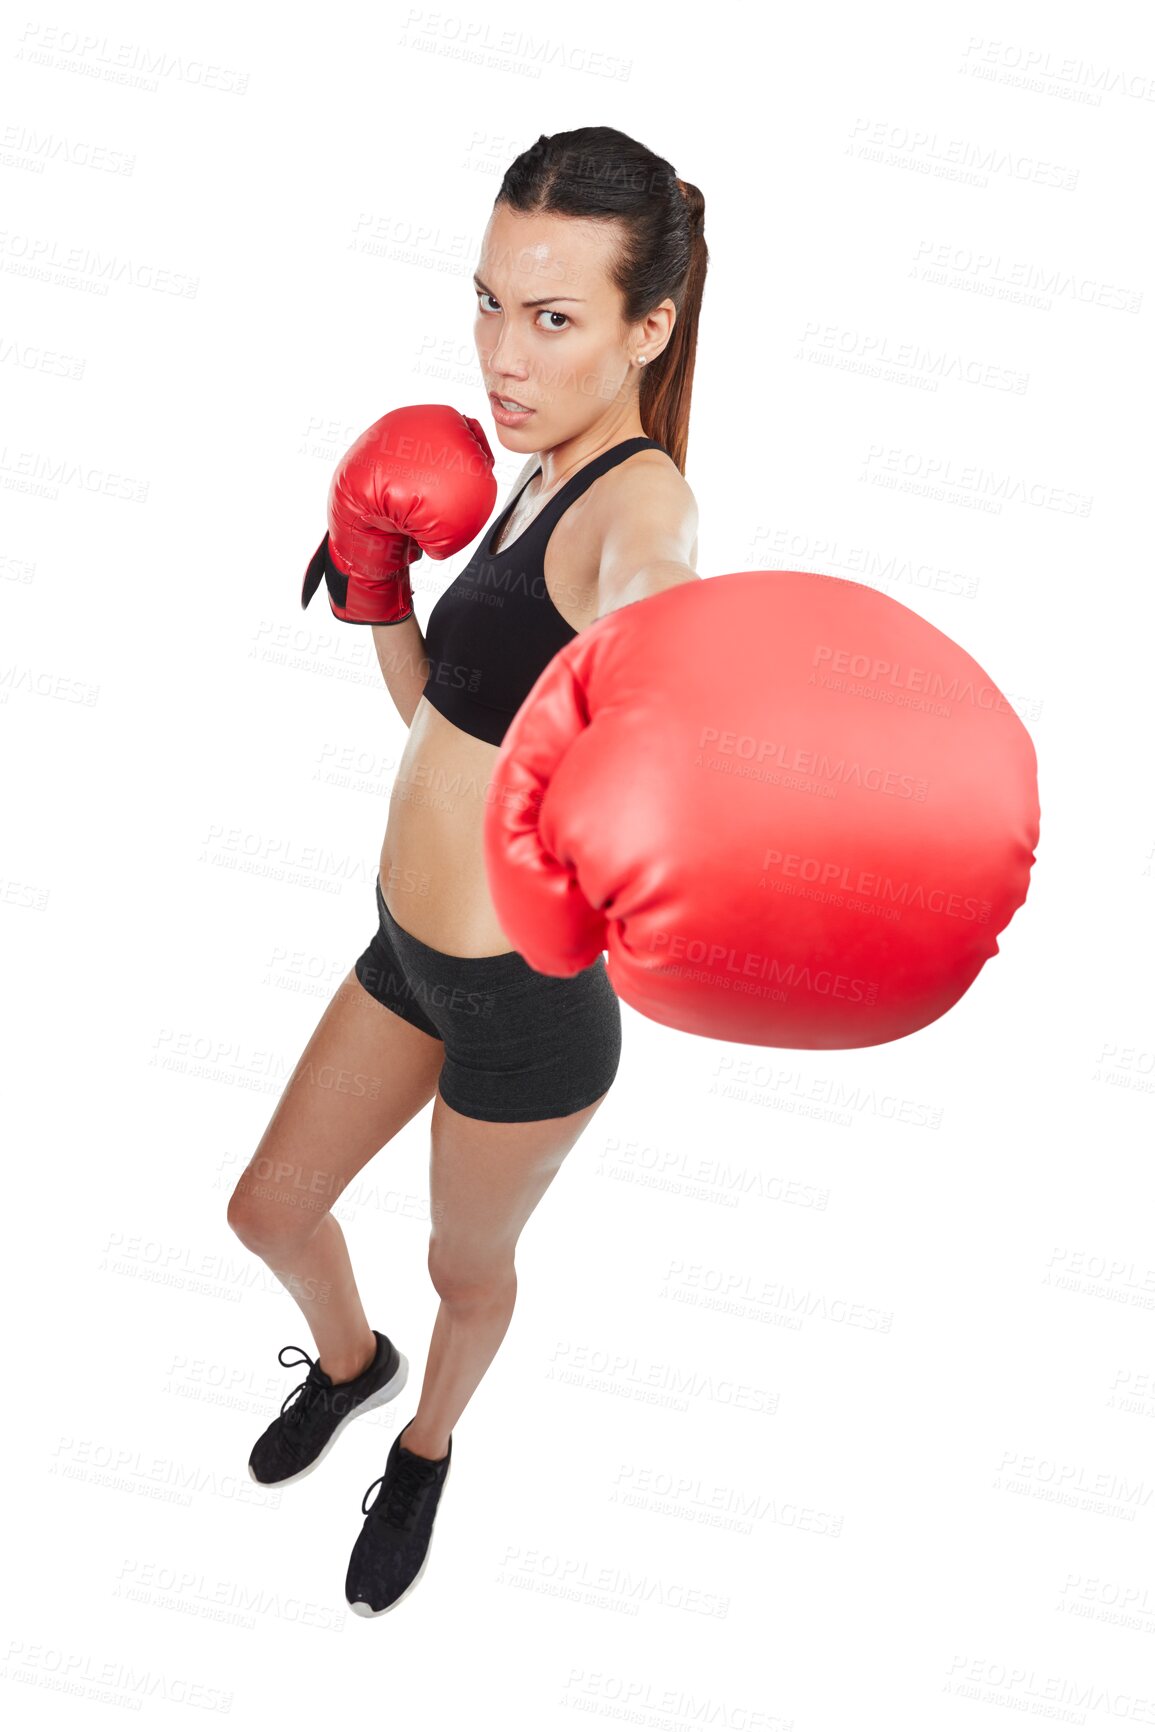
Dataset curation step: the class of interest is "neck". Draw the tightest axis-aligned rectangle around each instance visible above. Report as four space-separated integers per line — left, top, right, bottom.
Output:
532 416 647 495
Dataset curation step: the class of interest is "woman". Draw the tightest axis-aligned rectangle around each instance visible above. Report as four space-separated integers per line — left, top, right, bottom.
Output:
227 125 707 1615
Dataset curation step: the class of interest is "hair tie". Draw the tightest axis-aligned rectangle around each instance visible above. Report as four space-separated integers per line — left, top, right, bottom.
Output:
676 176 703 234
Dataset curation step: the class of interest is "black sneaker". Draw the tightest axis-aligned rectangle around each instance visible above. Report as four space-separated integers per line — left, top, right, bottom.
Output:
248 1330 407 1487
345 1418 453 1616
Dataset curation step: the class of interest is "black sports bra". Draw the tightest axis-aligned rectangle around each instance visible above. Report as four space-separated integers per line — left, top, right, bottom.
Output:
420 435 666 746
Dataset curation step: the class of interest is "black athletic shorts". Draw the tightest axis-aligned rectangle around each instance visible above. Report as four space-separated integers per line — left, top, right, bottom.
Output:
353 876 622 1124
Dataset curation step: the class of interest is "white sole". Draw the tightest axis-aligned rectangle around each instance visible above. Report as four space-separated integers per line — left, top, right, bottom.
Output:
347 1454 453 1618
248 1353 409 1488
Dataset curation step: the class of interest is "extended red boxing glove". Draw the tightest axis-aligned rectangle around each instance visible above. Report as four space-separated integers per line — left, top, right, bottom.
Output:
482 569 1039 1050
302 404 496 624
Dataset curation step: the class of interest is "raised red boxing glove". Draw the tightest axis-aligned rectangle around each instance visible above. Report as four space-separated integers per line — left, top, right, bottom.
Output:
482 569 1040 1050
302 404 496 624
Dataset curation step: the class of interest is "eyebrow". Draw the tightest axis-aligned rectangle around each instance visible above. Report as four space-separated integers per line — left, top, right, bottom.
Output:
472 273 586 307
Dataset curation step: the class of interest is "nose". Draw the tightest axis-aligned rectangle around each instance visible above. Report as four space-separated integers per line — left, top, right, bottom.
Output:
482 326 530 384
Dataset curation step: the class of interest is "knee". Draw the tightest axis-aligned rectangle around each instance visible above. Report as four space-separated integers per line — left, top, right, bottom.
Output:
427 1243 515 1309
226 1168 327 1257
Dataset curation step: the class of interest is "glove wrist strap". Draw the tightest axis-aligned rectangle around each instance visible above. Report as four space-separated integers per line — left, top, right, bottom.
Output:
301 533 414 625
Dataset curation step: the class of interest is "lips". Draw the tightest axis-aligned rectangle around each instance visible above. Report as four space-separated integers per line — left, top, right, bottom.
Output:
489 391 533 412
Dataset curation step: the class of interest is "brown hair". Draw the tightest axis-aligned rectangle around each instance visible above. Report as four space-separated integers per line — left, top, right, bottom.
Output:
493 126 708 476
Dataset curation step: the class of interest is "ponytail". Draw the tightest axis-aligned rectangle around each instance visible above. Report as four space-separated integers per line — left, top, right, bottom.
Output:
640 178 707 475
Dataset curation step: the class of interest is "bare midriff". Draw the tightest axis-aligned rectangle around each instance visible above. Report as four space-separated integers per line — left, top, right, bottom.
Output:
377 699 518 956
377 489 602 958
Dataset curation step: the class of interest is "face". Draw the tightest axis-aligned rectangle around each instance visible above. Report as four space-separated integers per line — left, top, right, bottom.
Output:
473 203 674 454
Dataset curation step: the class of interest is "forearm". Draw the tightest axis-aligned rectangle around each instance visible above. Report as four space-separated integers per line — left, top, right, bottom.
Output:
370 614 429 727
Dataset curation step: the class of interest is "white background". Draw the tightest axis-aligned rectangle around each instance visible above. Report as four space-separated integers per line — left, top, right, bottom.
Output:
3 0 1154 1724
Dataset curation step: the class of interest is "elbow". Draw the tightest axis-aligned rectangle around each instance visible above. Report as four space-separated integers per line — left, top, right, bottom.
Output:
625 561 700 605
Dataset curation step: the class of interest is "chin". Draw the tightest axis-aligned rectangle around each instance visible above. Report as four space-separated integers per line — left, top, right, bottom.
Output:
492 424 537 445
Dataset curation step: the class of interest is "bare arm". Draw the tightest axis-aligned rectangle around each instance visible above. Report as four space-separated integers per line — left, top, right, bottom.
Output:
370 453 540 727
595 466 700 617
370 613 430 728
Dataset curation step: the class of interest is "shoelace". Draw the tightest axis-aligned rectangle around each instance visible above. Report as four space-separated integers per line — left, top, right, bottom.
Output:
276 1345 331 1428
361 1450 435 1532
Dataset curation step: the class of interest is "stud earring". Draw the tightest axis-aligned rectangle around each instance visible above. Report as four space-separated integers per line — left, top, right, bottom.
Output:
637 355 648 365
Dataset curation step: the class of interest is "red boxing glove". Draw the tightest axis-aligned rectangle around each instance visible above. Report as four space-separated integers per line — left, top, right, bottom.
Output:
482 570 1039 1050
302 404 496 624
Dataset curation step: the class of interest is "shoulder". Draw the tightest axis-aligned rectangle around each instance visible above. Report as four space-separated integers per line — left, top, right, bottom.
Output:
591 447 699 609
595 445 696 526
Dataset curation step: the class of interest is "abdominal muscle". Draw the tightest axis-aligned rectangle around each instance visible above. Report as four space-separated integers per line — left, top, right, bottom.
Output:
377 697 516 957
376 441 663 957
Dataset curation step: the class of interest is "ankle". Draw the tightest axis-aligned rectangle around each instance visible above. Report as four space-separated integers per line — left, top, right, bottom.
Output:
319 1333 377 1385
399 1421 450 1462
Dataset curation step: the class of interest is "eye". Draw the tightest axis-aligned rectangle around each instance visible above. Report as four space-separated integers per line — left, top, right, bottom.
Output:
474 291 570 332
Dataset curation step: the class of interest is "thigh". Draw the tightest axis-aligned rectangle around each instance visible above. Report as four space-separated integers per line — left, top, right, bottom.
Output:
427 1087 612 1281
384 911 624 1272
229 965 445 1245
